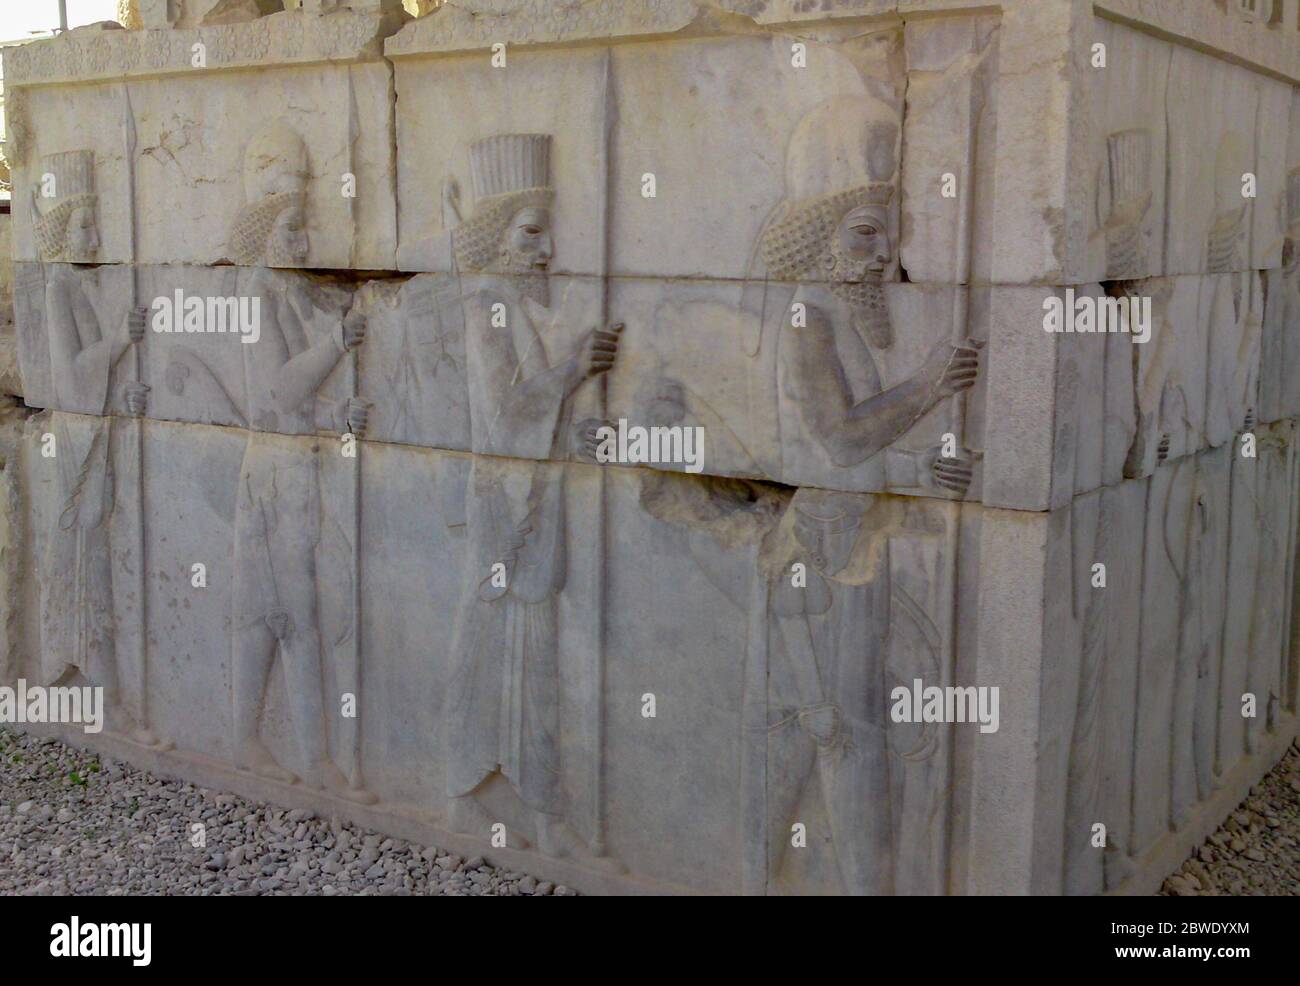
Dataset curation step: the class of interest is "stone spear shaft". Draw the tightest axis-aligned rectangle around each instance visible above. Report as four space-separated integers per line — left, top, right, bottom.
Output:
589 45 618 858
935 52 987 876
344 67 366 794
121 82 150 739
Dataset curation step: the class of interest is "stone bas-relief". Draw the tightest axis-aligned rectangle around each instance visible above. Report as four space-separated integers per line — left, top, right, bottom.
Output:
30 150 163 748
1053 423 1299 895
6 26 398 269
3 0 1300 896
440 133 622 864
15 410 1293 895
638 472 958 894
190 135 375 800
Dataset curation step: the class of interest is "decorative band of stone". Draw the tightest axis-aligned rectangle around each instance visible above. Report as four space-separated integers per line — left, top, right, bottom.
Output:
3 9 403 89
384 0 1300 64
384 0 702 57
1096 0 1300 86
382 0 909 58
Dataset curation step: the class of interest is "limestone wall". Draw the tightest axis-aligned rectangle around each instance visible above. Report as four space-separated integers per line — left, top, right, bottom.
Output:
0 0 1297 894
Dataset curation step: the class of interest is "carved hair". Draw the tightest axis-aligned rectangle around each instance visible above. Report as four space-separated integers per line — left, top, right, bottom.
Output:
228 124 310 265
227 190 305 266
33 150 97 262
34 194 98 261
758 185 890 282
452 187 553 273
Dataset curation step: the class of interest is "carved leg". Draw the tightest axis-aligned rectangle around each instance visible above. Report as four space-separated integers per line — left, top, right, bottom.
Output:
279 625 373 806
279 618 329 782
534 810 585 858
1193 641 1217 803
533 810 624 871
314 759 379 806
817 726 892 896
764 724 816 889
447 791 531 850
1170 584 1199 831
231 621 296 785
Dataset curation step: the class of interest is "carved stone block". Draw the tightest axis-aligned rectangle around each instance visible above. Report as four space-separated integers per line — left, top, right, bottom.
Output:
2 0 1298 899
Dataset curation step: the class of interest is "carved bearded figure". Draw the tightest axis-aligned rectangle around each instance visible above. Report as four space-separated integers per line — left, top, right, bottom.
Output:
757 95 980 492
34 150 156 743
444 134 620 859
644 96 978 894
751 96 979 893
226 125 375 802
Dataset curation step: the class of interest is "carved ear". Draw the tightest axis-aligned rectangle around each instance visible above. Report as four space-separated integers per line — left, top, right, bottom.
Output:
442 178 463 230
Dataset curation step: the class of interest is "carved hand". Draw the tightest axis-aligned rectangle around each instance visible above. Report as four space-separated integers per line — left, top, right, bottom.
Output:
646 379 687 427
576 322 623 379
125 382 150 418
342 309 367 351
574 417 614 462
344 397 373 437
921 337 982 399
797 704 841 748
127 306 148 345
922 445 976 496
265 608 294 642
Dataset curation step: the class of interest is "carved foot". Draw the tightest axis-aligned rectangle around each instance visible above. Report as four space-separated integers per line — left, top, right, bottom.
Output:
235 740 298 785
448 795 531 850
107 707 174 752
1169 802 1191 832
131 727 174 752
1103 848 1136 892
535 812 626 872
311 761 378 806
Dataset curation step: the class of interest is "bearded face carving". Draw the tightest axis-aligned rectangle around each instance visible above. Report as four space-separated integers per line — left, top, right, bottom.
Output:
452 134 556 306
33 150 100 263
757 96 900 348
228 125 310 267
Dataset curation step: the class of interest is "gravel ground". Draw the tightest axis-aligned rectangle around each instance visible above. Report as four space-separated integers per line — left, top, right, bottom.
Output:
1161 739 1300 896
5 726 1298 896
0 727 570 896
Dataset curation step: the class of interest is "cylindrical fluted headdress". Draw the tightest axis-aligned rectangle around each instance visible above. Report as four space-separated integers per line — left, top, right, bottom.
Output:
469 133 551 201
1106 129 1150 205
1207 132 1248 272
454 133 555 272
33 150 97 261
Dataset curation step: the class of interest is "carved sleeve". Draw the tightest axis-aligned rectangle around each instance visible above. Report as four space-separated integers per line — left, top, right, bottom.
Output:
266 294 348 416
465 294 573 459
46 280 115 415
786 304 935 468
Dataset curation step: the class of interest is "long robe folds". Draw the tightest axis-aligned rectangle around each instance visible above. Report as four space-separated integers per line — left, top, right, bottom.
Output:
446 279 571 814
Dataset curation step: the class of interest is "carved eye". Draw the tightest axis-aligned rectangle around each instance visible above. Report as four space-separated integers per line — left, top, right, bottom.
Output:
522 224 543 236
851 223 878 237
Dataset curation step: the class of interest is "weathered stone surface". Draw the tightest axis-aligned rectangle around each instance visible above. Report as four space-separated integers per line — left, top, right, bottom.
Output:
2 0 1298 898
